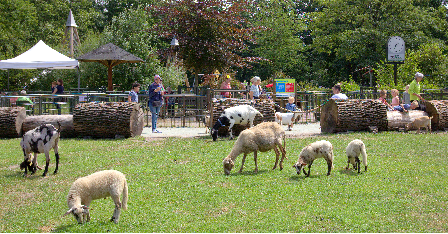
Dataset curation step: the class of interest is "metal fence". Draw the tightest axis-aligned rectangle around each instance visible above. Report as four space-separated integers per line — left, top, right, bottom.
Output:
1 87 448 128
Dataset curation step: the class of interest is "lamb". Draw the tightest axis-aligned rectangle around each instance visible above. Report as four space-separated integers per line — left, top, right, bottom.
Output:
293 140 334 177
211 104 263 141
19 123 61 177
345 139 368 173
275 112 302 131
222 122 286 175
405 116 433 133
63 170 128 224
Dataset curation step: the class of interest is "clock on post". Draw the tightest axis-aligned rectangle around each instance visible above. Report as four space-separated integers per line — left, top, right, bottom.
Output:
387 36 405 62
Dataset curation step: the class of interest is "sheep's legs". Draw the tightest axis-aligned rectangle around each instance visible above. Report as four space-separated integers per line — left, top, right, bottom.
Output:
238 153 248 173
278 143 287 170
272 146 280 170
111 194 122 223
54 152 59 174
303 161 313 177
326 160 332 176
253 151 258 173
42 151 50 177
355 157 361 173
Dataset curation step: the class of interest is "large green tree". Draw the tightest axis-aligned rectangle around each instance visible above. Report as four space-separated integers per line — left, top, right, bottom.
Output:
309 0 448 87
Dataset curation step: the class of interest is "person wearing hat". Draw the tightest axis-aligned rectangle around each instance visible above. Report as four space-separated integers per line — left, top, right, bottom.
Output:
249 76 262 100
220 75 232 98
148 75 164 133
409 72 425 110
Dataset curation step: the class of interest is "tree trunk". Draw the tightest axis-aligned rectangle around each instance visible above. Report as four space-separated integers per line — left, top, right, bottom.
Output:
73 102 144 138
424 100 448 131
22 115 75 138
320 99 388 133
387 111 428 130
0 107 26 138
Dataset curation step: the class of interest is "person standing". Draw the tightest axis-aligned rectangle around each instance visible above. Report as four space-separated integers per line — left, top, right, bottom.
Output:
52 79 64 115
220 75 232 98
128 82 140 102
409 72 425 110
249 76 262 100
148 75 163 133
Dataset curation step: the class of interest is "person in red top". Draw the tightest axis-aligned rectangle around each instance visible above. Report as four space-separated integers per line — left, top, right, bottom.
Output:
220 75 232 98
378 89 394 110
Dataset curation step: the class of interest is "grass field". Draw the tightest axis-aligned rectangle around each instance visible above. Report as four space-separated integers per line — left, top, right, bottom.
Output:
0 131 447 232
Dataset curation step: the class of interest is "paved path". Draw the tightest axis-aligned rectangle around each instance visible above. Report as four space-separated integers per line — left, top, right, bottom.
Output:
142 122 322 139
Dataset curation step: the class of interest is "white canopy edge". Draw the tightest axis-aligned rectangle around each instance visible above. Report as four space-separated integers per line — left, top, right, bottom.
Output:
0 40 78 70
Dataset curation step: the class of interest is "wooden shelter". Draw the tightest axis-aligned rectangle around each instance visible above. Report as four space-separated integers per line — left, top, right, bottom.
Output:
76 43 144 91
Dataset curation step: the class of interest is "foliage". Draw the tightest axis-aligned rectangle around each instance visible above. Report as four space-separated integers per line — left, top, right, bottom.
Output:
309 0 448 87
0 132 448 232
149 0 264 75
143 65 186 92
338 78 361 92
375 42 448 90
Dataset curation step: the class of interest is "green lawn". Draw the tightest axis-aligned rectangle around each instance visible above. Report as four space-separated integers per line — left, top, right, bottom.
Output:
0 131 447 232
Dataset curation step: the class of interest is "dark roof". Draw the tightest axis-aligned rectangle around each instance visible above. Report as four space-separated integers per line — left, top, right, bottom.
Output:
76 43 144 67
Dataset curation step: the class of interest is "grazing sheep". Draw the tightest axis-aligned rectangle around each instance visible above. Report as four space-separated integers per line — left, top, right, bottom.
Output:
211 105 263 141
345 139 368 173
275 112 302 131
20 123 60 177
406 116 433 133
63 170 128 224
293 140 334 177
222 122 286 175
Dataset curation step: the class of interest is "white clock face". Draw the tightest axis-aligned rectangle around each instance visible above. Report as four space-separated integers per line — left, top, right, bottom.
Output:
388 36 405 53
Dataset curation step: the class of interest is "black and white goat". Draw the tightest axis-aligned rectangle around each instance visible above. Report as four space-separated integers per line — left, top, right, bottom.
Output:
20 123 61 177
211 105 263 141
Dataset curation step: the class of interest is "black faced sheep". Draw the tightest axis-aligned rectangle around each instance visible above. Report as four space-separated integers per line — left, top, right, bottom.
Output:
222 122 286 175
20 123 60 177
293 140 334 177
345 139 368 173
63 170 128 224
211 104 263 141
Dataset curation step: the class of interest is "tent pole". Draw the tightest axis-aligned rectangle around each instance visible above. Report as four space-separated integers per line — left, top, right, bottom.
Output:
7 69 9 91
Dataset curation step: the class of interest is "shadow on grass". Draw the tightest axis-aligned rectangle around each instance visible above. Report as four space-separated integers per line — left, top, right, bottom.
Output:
229 169 269 176
54 220 114 233
288 173 328 181
338 168 364 176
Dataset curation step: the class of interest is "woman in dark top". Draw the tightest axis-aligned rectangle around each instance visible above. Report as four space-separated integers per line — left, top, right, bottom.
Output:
52 79 64 114
148 75 164 133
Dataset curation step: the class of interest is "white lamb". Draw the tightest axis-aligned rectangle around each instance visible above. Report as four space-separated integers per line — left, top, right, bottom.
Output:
20 123 60 177
222 122 286 175
211 104 263 141
275 112 302 131
293 140 334 177
345 139 368 173
63 170 128 224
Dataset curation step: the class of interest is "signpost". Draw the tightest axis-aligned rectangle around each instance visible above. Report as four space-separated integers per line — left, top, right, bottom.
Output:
274 79 296 97
387 36 405 85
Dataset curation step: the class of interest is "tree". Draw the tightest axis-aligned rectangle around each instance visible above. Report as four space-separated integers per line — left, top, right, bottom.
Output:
309 0 448 87
149 0 263 79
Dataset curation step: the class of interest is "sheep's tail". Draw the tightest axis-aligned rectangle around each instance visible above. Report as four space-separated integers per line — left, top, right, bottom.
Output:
122 179 128 210
360 143 368 167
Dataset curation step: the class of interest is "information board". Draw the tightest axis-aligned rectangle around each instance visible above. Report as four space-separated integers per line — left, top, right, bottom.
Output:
275 79 295 97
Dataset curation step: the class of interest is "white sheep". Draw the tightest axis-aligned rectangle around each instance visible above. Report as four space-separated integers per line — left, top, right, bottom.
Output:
63 170 128 224
222 122 286 175
211 104 263 141
345 139 368 173
20 123 60 177
275 112 302 131
293 140 334 177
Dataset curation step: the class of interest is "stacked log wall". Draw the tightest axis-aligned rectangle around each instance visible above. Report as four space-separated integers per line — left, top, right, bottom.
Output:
0 107 26 138
425 100 448 130
22 115 76 138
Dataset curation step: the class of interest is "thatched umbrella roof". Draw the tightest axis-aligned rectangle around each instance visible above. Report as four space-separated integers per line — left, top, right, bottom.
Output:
77 43 144 91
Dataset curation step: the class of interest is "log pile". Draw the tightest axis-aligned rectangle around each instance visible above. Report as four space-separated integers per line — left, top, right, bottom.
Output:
22 115 76 138
0 107 26 138
320 99 387 133
211 99 275 137
73 102 144 138
424 100 448 130
386 111 428 130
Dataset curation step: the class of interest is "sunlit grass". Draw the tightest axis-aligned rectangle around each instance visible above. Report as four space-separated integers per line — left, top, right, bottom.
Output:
0 131 447 232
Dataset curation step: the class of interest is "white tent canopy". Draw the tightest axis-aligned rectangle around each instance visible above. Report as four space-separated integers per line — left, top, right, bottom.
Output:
0 40 78 69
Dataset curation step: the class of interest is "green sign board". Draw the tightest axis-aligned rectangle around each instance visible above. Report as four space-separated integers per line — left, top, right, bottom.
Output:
275 79 296 97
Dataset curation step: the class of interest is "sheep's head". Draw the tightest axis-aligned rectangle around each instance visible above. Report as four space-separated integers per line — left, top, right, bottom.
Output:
211 129 218 141
63 205 89 224
223 158 234 175
293 163 305 175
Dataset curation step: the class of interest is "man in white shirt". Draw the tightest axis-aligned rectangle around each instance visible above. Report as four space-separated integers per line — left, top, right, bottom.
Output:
331 84 348 99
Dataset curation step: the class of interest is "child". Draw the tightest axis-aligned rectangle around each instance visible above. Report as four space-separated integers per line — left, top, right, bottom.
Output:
390 89 408 113
128 82 140 102
285 96 298 112
51 81 57 93
378 89 394 110
395 100 419 112
402 85 411 105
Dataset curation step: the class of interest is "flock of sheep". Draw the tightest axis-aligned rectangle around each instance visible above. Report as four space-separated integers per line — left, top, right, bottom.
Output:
17 103 430 224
